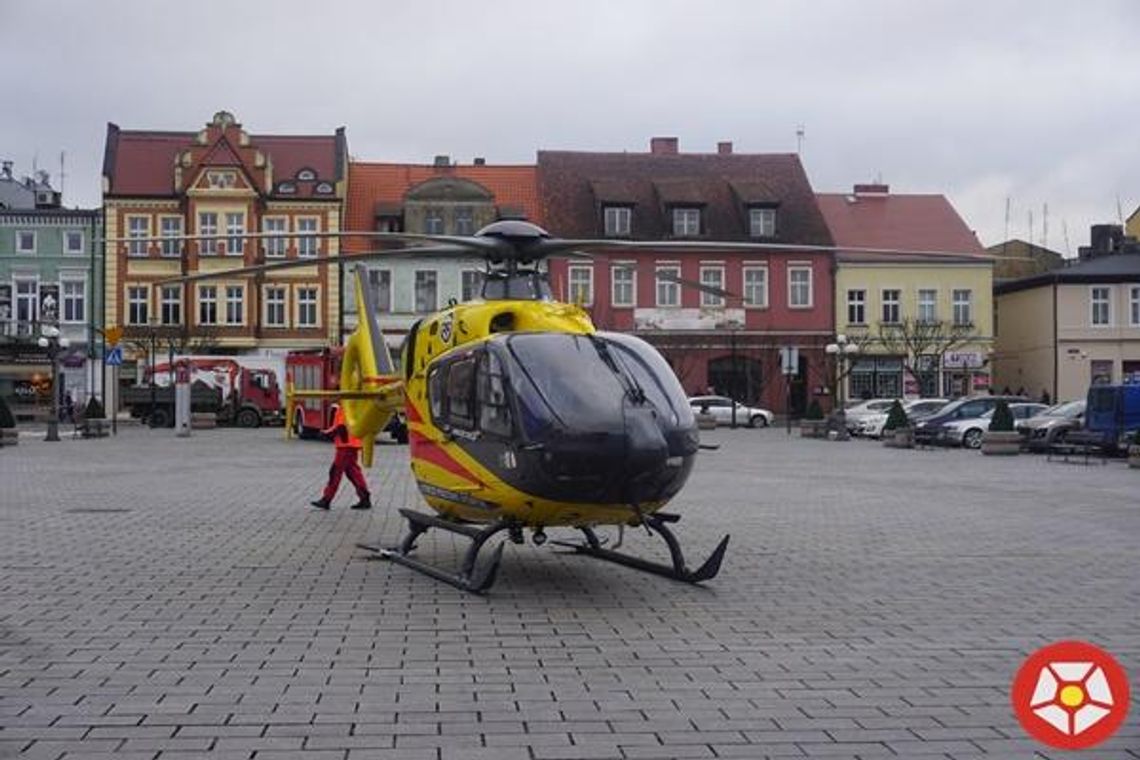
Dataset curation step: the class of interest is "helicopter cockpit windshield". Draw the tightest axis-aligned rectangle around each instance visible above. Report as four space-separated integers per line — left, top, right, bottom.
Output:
480 270 553 301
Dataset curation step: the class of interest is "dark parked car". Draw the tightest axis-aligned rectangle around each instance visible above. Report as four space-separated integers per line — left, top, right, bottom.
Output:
1018 400 1085 451
912 395 1028 445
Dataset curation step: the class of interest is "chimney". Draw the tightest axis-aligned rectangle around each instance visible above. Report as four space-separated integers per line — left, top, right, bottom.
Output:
1086 224 1123 259
853 183 889 197
717 141 733 155
0 160 11 180
649 137 679 155
433 154 450 168
473 157 486 166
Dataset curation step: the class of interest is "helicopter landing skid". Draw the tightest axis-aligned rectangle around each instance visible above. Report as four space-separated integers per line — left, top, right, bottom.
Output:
357 508 509 594
554 513 730 584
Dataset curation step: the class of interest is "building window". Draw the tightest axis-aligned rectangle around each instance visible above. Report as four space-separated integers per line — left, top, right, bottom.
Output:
160 217 182 257
1091 286 1111 326
847 289 866 325
127 216 148 256
264 286 287 327
604 206 632 237
672 208 701 237
424 208 444 235
61 280 85 323
700 266 725 307
160 285 181 325
917 288 938 323
65 231 84 255
743 267 768 307
1131 286 1140 326
568 266 593 306
297 287 318 327
225 213 244 256
414 270 438 313
788 266 812 308
749 207 776 238
455 207 475 236
881 289 900 324
952 289 973 326
198 285 217 325
460 270 483 302
198 212 218 255
15 279 38 330
366 269 392 311
612 266 635 307
16 230 36 253
127 286 149 326
297 218 318 257
656 266 680 307
207 170 237 189
225 285 244 325
263 217 287 257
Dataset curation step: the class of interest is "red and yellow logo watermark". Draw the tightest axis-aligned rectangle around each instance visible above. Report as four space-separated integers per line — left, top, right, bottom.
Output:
1011 640 1130 750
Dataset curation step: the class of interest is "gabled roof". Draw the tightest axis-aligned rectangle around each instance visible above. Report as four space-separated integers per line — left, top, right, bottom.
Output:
344 162 540 252
816 188 985 260
995 253 1140 294
537 149 833 245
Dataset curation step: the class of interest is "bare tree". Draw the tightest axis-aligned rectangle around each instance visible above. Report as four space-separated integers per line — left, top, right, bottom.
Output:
868 318 980 394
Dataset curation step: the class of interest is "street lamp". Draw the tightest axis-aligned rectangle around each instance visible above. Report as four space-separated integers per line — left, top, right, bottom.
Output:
825 334 860 440
36 325 70 443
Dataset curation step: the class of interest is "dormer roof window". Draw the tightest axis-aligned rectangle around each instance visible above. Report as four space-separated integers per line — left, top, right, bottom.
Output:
672 207 701 237
296 168 317 181
603 205 632 237
749 206 776 238
277 181 296 194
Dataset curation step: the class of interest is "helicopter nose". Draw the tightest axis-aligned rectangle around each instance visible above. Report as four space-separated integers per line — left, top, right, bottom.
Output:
624 407 669 474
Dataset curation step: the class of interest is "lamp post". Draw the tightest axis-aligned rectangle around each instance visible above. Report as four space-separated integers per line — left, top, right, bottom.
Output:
37 325 70 443
825 334 860 441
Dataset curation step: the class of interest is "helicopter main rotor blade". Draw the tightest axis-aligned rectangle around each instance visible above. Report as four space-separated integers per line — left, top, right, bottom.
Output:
98 229 506 252
530 237 996 261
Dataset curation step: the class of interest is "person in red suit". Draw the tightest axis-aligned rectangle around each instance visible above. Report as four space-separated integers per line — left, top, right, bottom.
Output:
310 404 371 510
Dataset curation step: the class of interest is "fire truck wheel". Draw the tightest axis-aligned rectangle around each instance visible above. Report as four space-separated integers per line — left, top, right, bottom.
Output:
236 408 261 428
293 409 306 438
149 407 172 428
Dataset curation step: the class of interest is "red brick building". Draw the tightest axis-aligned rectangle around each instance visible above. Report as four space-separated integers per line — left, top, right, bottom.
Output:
539 138 835 415
102 111 347 356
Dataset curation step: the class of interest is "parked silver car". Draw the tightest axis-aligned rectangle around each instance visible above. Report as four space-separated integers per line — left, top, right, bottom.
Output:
941 403 1048 449
843 398 899 434
688 396 774 428
858 398 949 438
1017 400 1086 451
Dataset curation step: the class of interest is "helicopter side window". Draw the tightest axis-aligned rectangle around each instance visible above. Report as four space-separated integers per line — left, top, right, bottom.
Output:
445 357 477 430
478 352 512 437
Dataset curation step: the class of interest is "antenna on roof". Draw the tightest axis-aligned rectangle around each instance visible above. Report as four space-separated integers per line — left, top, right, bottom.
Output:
795 124 805 154
1028 209 1034 247
60 150 66 202
1042 202 1048 250
1062 219 1072 257
1116 195 1125 226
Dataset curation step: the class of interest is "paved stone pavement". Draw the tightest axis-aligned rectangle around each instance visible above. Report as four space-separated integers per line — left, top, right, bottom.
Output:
1 427 1138 760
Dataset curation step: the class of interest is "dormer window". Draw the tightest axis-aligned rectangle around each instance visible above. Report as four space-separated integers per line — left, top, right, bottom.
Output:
206 170 237 189
277 181 297 194
296 168 317 181
424 208 444 235
314 181 334 194
672 207 701 237
603 206 632 237
749 207 776 238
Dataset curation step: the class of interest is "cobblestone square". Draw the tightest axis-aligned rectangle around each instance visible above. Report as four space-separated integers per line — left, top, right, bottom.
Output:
1 428 1138 759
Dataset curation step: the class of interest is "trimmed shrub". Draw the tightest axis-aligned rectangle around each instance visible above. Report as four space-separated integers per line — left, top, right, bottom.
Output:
989 399 1015 432
883 400 909 432
84 397 105 420
805 399 824 420
0 395 15 429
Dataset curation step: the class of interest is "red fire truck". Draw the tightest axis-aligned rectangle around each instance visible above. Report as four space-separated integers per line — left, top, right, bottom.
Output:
285 347 407 443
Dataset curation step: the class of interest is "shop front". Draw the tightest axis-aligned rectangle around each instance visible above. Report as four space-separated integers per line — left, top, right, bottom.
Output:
942 350 991 398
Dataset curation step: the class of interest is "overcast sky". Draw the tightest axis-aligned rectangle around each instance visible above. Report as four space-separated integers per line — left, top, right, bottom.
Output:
4 0 1138 254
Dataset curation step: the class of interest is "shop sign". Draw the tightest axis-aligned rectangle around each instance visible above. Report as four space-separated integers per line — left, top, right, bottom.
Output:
944 351 986 369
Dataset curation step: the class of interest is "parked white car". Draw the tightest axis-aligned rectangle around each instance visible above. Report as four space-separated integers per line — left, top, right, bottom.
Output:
844 398 900 434
688 396 774 428
941 403 1049 449
858 398 950 438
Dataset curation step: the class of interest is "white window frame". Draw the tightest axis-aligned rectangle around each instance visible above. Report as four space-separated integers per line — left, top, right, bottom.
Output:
262 217 288 258
197 284 218 326
672 208 701 237
917 288 938 323
656 265 681 307
367 269 393 312
700 266 725 307
64 230 84 255
61 278 86 324
749 207 776 238
198 212 218 256
297 217 319 258
225 212 245 256
263 285 287 328
127 216 149 257
1131 285 1140 327
160 285 182 326
1090 286 1111 327
881 288 901 324
788 265 813 309
16 230 36 254
224 284 244 325
612 265 635 307
296 286 319 327
460 269 482 302
414 270 437 313
743 266 768 308
604 206 632 237
126 285 150 326
568 265 594 306
160 216 183 257
15 277 39 330
847 289 866 325
952 289 973 326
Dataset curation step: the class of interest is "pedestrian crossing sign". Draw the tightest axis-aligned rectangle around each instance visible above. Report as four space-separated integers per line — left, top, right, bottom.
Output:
105 345 123 366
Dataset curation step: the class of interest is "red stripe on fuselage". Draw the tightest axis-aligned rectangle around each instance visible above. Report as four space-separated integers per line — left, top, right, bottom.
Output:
409 431 483 486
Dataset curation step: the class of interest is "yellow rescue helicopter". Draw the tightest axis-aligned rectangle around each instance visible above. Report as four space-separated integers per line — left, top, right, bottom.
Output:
138 220 992 592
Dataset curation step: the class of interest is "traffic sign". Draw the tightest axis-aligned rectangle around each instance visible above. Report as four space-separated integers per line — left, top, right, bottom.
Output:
780 346 799 376
105 326 123 347
105 345 123 366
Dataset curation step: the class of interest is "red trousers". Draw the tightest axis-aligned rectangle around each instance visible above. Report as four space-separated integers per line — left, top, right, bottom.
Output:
322 447 370 502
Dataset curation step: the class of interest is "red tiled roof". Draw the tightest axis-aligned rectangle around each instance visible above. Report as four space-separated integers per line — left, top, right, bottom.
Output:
344 162 540 252
816 191 985 256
